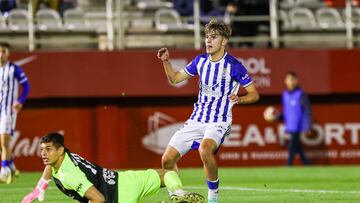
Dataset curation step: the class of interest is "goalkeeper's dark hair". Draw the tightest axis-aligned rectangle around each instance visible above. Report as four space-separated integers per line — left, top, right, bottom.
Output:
204 18 232 39
40 132 65 148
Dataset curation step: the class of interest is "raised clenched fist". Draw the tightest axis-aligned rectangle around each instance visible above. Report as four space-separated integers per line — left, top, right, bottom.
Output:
157 48 170 62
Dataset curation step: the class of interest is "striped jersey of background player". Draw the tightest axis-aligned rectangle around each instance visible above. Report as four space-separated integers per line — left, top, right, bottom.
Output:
0 42 30 184
157 19 259 203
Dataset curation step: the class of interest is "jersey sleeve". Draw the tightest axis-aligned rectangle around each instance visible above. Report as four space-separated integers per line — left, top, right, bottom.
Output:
65 168 94 197
184 56 199 76
231 62 253 87
14 65 30 104
14 65 28 84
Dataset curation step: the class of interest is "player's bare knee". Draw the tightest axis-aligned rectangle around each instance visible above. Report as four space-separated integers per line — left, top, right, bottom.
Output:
199 140 217 159
162 146 180 169
199 146 213 161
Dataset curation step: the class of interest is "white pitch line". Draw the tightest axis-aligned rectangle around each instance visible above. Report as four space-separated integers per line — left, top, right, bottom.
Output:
185 186 360 195
1 186 360 196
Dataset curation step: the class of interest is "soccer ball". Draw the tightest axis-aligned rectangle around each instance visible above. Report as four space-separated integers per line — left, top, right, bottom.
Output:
263 106 280 122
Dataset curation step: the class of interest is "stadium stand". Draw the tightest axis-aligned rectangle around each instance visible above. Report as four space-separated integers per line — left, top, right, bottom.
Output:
288 7 317 28
63 8 90 31
36 8 64 31
280 0 297 8
316 7 345 29
280 0 325 8
0 0 359 50
135 0 173 10
279 10 291 29
283 6 347 48
342 7 360 28
296 0 325 8
154 8 193 32
0 12 6 29
7 8 29 32
84 10 108 33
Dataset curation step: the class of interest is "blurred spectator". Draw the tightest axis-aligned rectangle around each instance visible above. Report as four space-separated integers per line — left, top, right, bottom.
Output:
59 0 77 16
173 0 225 17
223 0 270 47
29 0 76 16
32 0 59 15
173 0 270 47
0 0 17 15
201 0 224 17
173 0 193 16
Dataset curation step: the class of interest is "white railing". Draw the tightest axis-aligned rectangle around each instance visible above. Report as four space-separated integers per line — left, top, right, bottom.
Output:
106 0 115 51
269 0 280 48
27 0 35 51
193 0 201 50
115 0 125 49
345 0 354 49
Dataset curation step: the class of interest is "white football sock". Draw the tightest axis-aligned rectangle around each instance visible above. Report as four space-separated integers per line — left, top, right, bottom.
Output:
168 188 186 196
208 188 219 199
1 166 11 176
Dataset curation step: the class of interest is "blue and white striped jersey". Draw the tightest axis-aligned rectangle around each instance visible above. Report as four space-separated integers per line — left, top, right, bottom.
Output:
0 62 30 116
185 52 253 123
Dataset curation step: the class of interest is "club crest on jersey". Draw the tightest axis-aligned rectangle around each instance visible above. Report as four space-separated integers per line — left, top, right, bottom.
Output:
103 169 116 185
200 82 222 97
222 68 229 79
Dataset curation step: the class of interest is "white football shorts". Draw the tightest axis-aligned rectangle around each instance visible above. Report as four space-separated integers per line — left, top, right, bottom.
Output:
168 119 231 156
0 114 17 135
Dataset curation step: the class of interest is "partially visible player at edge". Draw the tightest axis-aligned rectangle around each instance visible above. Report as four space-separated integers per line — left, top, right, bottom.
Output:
157 19 259 203
0 42 30 184
22 132 204 203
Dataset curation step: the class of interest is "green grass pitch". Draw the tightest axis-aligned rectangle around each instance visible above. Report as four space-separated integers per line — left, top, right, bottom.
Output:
1 166 360 203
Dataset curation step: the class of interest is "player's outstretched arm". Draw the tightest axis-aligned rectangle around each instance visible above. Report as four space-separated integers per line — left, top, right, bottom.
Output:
22 166 52 203
229 83 259 104
84 186 105 203
157 48 191 85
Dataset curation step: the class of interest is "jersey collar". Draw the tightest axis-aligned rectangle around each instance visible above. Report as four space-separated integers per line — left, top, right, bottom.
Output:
208 51 227 63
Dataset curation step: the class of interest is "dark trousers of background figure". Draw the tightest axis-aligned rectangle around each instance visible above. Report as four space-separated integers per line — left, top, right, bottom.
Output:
287 132 310 166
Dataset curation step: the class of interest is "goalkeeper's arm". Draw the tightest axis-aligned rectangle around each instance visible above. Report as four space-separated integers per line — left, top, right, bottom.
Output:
22 166 52 203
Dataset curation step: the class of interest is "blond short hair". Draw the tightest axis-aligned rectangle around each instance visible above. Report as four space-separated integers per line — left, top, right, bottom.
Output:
204 18 232 39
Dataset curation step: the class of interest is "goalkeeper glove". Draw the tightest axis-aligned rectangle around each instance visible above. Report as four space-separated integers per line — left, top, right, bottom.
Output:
22 178 50 203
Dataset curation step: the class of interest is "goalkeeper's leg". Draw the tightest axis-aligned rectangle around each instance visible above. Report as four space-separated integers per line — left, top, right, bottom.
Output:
118 169 204 203
158 169 204 203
